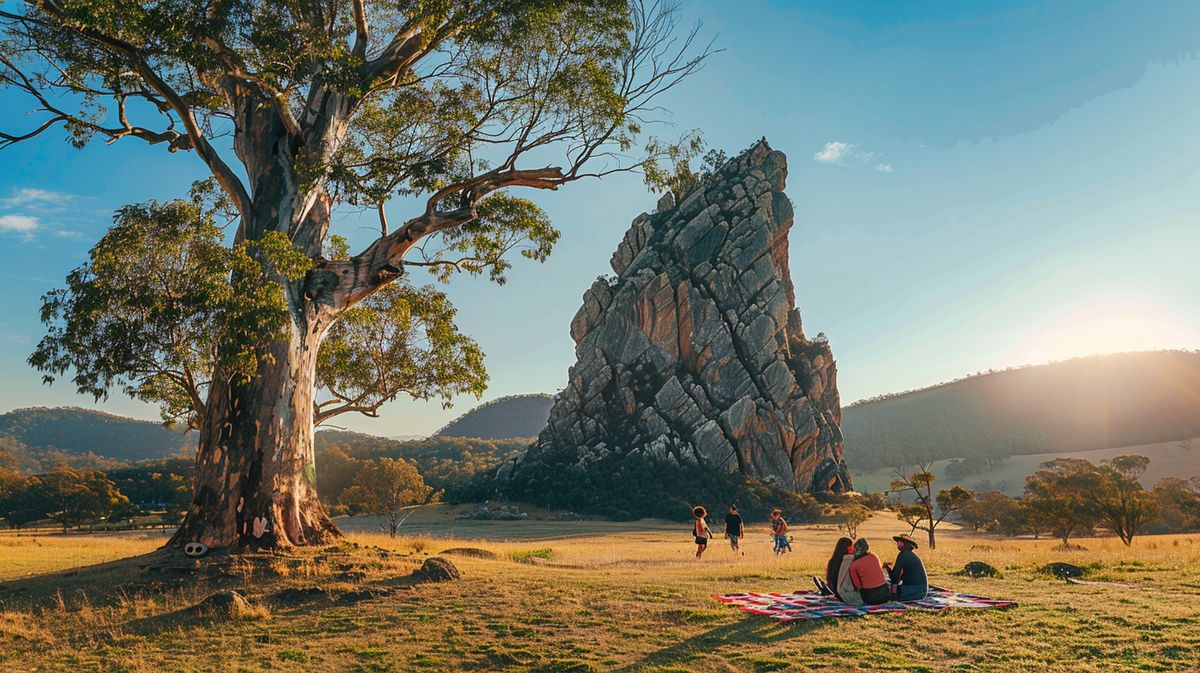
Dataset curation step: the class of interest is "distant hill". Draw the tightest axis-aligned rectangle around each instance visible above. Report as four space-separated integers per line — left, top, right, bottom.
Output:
841 350 1200 472
435 394 554 439
0 407 192 467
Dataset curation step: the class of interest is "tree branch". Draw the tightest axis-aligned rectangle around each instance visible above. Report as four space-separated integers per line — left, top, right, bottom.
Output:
12 3 252 216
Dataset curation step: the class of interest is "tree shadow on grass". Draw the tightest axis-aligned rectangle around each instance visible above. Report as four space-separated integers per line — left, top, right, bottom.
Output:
613 615 835 672
0 548 202 608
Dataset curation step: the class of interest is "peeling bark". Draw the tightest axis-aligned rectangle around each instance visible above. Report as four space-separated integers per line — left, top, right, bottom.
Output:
169 300 340 550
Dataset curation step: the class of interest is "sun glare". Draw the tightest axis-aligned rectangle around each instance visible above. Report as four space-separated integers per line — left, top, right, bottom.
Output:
1009 297 1200 365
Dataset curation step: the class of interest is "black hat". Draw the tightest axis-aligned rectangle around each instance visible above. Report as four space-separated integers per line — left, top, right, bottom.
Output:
892 533 920 549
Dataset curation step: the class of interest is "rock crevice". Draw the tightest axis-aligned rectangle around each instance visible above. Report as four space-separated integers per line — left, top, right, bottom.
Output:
509 140 851 495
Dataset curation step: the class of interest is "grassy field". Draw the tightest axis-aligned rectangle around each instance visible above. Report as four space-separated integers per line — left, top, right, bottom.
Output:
851 436 1200 495
1 512 1199 673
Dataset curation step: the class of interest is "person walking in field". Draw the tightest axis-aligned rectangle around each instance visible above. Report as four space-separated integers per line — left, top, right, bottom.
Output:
769 509 792 554
883 534 928 602
724 505 745 556
692 506 713 559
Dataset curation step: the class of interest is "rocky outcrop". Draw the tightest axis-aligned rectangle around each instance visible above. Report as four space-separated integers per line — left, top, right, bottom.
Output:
506 140 851 498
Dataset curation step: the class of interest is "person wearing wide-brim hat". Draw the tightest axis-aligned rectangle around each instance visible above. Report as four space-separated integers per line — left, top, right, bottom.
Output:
691 506 713 559
882 533 928 601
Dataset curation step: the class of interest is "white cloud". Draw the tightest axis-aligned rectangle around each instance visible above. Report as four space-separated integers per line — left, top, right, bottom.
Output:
2 188 63 207
0 214 39 233
814 142 895 173
813 141 854 165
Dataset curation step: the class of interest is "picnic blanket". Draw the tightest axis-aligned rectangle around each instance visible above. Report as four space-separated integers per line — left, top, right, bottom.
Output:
715 587 1016 621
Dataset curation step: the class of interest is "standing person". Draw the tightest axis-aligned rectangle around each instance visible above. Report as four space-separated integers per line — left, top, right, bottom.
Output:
883 534 928 601
724 505 745 556
770 509 792 554
692 506 713 559
848 538 890 605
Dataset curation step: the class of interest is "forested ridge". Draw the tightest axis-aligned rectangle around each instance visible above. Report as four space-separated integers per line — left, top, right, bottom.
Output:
0 407 191 469
435 394 555 439
842 351 1200 471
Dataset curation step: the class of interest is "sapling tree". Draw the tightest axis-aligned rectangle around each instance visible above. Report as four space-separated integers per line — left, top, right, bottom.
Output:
339 457 440 537
890 463 973 550
3 0 711 549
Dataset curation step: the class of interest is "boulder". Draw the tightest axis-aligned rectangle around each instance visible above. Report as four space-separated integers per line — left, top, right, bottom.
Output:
412 557 461 583
960 561 999 578
1040 562 1088 579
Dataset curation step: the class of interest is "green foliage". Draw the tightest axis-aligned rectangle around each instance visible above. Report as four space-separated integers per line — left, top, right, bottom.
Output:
641 135 724 197
830 502 872 537
0 472 52 528
316 281 488 421
1023 458 1102 544
104 458 193 514
418 194 559 285
1150 477 1200 534
315 432 526 502
957 490 1021 533
27 200 306 427
842 351 1200 472
509 548 554 563
1092 460 1160 545
504 442 822 522
340 457 441 536
37 465 129 532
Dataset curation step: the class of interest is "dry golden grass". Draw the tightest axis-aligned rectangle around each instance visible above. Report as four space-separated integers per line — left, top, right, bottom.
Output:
0 513 1198 672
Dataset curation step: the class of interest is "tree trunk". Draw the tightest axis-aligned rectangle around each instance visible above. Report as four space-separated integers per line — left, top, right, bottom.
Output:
928 527 936 550
169 310 340 550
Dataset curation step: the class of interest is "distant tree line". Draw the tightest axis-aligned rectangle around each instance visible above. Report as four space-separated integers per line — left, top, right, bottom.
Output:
880 454 1198 547
314 432 528 503
500 439 827 522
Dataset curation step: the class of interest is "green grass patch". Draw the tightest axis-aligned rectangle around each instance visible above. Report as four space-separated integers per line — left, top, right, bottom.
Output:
661 607 727 624
510 548 556 563
277 649 309 663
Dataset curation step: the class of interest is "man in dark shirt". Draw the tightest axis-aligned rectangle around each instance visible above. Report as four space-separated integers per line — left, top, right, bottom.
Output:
883 533 928 601
724 505 745 556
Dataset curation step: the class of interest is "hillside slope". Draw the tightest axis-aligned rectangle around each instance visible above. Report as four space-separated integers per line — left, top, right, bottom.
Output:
435 394 554 439
842 351 1200 471
0 407 192 464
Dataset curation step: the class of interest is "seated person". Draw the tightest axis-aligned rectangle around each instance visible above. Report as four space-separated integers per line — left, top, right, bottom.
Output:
883 534 928 602
833 538 863 606
848 538 890 605
816 536 852 597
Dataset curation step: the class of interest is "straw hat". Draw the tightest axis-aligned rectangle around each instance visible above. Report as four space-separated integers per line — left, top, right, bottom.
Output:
892 533 920 549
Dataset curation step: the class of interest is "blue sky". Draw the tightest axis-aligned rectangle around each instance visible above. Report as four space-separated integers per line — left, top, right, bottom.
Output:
1 0 1199 436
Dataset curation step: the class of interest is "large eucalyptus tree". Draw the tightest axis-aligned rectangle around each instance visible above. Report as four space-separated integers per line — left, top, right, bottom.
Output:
1 0 709 549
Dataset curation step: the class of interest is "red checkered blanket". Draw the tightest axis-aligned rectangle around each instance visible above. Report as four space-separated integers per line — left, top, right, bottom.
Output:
715 587 1016 621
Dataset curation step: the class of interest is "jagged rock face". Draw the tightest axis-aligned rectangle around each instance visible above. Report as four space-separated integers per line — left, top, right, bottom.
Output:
509 140 851 494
